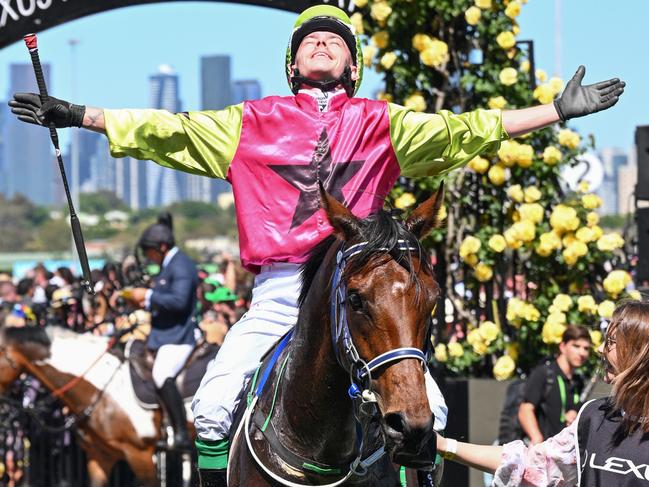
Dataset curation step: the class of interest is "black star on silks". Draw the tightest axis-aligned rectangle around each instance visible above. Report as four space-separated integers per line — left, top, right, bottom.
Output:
268 129 364 230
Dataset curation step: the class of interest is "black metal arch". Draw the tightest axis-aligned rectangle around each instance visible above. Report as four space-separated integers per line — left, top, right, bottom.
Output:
0 0 355 49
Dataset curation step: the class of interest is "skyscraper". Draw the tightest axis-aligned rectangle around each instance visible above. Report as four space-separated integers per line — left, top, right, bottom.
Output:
232 79 262 104
598 147 628 215
3 63 54 205
148 64 185 207
201 55 231 110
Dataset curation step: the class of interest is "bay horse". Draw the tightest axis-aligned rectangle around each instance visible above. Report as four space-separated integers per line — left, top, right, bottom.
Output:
228 186 444 486
0 326 170 486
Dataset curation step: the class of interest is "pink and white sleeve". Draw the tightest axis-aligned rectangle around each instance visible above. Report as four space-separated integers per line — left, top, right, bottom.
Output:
492 421 579 486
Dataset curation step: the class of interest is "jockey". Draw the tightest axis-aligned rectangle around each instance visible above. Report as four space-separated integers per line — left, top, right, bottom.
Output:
9 4 624 485
126 214 199 451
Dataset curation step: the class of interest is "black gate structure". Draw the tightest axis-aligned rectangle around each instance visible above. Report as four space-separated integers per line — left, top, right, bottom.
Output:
0 376 139 487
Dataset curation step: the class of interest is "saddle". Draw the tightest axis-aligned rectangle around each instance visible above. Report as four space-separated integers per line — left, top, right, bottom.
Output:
125 338 219 409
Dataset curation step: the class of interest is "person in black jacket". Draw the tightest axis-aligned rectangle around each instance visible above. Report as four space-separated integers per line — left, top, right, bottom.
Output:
127 213 198 451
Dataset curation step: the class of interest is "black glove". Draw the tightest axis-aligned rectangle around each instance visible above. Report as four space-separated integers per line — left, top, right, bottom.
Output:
553 66 625 121
8 93 86 128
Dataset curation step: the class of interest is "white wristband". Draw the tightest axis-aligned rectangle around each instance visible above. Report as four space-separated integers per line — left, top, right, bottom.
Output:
443 438 458 460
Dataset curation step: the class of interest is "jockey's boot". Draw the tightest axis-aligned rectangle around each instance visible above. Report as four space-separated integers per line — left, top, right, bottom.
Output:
198 468 227 487
157 377 193 451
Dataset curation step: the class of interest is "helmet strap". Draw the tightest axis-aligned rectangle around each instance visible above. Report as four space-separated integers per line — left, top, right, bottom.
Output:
290 66 354 97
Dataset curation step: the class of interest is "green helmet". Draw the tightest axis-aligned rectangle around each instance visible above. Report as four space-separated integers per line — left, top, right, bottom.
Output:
285 5 363 96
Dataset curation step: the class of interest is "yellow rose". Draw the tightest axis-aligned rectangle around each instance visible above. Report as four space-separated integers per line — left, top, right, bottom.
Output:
460 235 482 257
629 290 642 301
394 192 416 209
438 204 448 222
488 164 507 186
380 52 397 70
488 234 507 253
370 1 392 25
372 31 390 49
479 321 500 344
507 297 525 322
353 0 368 7
499 67 518 86
596 233 624 252
548 77 564 94
465 6 482 25
522 303 540 321
533 83 555 104
578 295 598 314
420 39 449 68
497 32 516 50
448 342 464 357
404 93 427 112
376 92 393 102
542 321 567 344
550 205 579 233
507 184 524 203
603 270 632 296
524 185 542 203
520 60 530 73
519 203 544 224
468 155 490 174
472 339 488 356
539 231 562 249
536 242 554 257
475 262 493 282
516 144 534 168
543 146 562 165
582 194 603 209
511 220 536 242
587 212 600 227
412 33 433 52
505 0 521 18
488 96 507 110
504 228 523 249
493 355 516 381
362 45 377 67
350 12 364 35
434 344 448 362
466 328 481 345
535 68 548 83
558 129 580 149
552 293 573 312
598 300 615 319
569 240 589 257
562 246 579 266
578 181 590 193
589 330 602 349
498 140 520 167
576 226 596 243
475 0 492 9
464 253 479 267
591 225 604 240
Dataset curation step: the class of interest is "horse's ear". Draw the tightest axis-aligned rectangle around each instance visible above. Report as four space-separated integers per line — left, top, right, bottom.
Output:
319 182 360 240
405 182 445 240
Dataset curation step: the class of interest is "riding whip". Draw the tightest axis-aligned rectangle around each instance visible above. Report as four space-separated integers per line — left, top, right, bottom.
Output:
23 33 94 295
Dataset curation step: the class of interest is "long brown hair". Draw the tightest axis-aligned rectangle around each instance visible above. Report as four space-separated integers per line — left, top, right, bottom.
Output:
607 300 649 433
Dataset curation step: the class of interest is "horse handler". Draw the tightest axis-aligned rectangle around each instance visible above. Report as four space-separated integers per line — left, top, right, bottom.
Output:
9 4 625 485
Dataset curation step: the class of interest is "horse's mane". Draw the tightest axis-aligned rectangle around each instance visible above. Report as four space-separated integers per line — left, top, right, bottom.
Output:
298 209 433 307
3 325 51 348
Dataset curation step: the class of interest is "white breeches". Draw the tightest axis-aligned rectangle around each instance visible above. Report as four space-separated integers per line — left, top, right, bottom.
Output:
152 343 194 388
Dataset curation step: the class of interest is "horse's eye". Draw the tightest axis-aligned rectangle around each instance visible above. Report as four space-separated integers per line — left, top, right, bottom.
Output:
347 292 364 312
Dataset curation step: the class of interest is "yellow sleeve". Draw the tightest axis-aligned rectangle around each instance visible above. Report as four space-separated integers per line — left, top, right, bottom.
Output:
388 103 509 178
104 104 244 180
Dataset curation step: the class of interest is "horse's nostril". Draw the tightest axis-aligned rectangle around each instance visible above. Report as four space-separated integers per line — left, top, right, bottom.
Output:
384 412 408 436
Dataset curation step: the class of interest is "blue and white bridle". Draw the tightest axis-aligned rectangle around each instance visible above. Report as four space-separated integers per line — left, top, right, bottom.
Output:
330 240 429 395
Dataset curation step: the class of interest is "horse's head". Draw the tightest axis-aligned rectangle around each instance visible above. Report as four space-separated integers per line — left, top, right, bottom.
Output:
320 184 444 466
0 327 50 393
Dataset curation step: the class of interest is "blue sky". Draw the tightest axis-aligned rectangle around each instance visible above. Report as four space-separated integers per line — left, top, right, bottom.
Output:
0 1 645 150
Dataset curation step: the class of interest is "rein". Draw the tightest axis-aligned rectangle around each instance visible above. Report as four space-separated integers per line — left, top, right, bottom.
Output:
241 240 430 486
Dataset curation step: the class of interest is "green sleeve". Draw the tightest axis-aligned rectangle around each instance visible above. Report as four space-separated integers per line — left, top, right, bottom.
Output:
388 103 509 178
104 104 244 180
